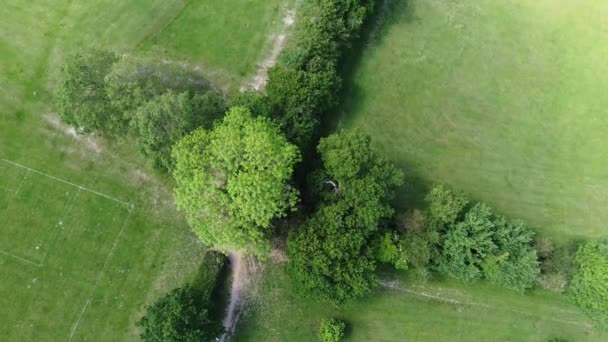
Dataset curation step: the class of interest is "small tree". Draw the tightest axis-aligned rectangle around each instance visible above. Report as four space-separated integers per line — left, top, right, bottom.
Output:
137 287 222 342
56 48 119 132
319 318 346 342
425 184 469 229
571 239 608 325
132 90 224 171
287 202 379 302
105 58 213 135
436 202 539 291
172 107 300 254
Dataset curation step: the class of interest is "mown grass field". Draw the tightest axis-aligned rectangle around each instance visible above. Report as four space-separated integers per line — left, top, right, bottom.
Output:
237 264 606 341
340 0 608 242
0 0 288 339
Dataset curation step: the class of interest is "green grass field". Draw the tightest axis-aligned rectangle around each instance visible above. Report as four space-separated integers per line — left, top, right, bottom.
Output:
0 0 289 339
340 0 608 242
237 264 607 341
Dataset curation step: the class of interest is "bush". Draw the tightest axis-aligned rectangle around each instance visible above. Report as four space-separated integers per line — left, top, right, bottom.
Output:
537 240 577 293
373 232 399 264
436 202 540 291
571 239 608 325
539 273 568 293
286 130 403 302
137 251 226 342
56 48 119 133
262 0 375 150
319 318 346 342
425 185 469 229
131 90 224 171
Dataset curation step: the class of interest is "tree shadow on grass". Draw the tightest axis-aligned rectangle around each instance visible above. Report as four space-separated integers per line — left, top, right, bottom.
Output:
322 0 431 209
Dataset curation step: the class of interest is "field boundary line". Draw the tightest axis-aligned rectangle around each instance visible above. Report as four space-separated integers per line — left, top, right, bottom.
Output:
1 159 133 208
40 187 81 266
14 169 29 195
0 249 43 267
67 206 133 342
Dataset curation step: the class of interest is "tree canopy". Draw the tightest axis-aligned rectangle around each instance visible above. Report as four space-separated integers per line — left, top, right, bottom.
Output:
172 107 301 254
137 286 222 342
105 58 213 135
132 90 224 171
571 239 608 324
319 318 346 342
56 48 119 133
287 129 403 302
435 202 540 291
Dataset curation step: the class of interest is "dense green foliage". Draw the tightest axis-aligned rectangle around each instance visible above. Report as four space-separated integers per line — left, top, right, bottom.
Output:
537 239 578 293
571 240 608 325
429 190 540 291
56 48 119 133
425 185 469 229
287 129 403 302
235 0 375 149
56 50 226 169
287 203 378 302
172 107 300 254
132 90 224 171
137 287 220 342
319 318 346 342
137 252 226 342
105 58 213 134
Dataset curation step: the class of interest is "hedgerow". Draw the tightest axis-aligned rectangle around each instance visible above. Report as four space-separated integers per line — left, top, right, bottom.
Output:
235 0 375 150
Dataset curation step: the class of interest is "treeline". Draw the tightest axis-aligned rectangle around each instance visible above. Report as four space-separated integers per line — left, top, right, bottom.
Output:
56 49 226 172
232 0 374 150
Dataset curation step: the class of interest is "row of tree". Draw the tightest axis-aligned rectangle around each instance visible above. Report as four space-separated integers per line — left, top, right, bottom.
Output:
56 49 225 171
232 0 375 150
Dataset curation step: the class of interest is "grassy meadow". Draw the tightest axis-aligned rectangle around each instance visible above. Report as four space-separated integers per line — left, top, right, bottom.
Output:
237 264 606 341
340 0 608 242
0 0 288 339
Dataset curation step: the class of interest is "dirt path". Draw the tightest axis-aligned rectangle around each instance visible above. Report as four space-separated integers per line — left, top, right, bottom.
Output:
378 279 593 329
240 4 298 91
219 252 260 342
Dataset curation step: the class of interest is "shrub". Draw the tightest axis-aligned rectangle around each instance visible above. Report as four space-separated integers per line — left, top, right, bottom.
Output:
319 318 346 342
56 48 119 133
137 251 226 342
373 232 399 264
262 0 375 150
436 202 540 291
539 273 568 293
571 239 608 325
286 129 403 302
537 240 577 293
287 202 379 303
425 185 469 229
131 90 224 171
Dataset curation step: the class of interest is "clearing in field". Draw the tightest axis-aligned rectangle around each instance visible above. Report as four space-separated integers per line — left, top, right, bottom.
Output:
341 0 608 242
0 160 132 341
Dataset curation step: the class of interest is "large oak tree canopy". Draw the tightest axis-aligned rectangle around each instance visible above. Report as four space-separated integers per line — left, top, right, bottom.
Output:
172 107 301 254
